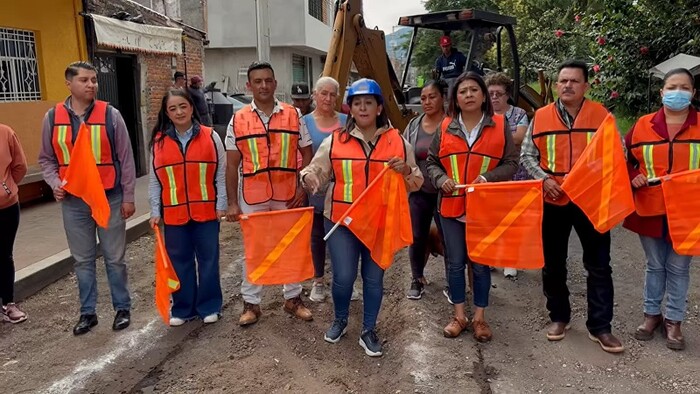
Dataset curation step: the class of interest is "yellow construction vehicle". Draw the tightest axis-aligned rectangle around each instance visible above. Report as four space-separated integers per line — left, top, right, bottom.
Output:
322 0 553 131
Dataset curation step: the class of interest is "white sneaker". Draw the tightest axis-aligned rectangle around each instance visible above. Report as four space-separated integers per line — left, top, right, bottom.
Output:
169 317 186 326
309 281 326 302
203 313 220 324
351 282 362 301
503 268 518 278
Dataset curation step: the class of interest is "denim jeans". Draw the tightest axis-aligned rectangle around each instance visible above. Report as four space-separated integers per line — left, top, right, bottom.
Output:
0 203 19 305
164 220 223 319
408 190 448 282
639 235 692 322
439 216 491 307
325 218 384 331
62 192 131 315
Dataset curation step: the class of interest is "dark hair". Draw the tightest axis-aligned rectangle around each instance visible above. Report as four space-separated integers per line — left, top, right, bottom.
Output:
174 71 185 80
422 79 447 98
448 72 493 117
247 61 275 80
557 59 589 81
150 89 201 148
339 95 389 143
663 68 695 86
65 61 97 80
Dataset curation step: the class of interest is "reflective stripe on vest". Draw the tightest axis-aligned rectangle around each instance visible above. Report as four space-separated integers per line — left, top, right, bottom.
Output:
437 115 507 218
51 100 117 189
329 128 406 223
532 101 608 205
233 103 300 205
629 111 700 216
153 126 218 225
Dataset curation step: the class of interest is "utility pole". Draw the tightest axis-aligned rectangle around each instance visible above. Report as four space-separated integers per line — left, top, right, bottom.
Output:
255 0 271 62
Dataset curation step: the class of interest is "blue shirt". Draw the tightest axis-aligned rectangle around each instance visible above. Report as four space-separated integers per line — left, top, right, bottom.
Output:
435 49 467 79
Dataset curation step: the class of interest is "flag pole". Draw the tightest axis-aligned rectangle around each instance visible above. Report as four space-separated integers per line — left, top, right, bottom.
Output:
323 166 391 241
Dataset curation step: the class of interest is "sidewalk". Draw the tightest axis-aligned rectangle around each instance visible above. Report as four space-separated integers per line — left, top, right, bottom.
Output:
13 176 152 301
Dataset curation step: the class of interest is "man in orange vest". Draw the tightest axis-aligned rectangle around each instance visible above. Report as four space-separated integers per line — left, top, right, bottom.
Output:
38 61 136 336
521 60 624 353
225 61 314 326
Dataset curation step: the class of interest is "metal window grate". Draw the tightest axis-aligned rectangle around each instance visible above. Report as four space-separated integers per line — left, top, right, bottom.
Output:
0 27 41 102
308 0 323 22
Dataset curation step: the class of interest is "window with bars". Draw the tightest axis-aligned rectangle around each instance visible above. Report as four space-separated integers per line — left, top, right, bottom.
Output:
0 27 41 102
308 0 324 23
292 54 308 84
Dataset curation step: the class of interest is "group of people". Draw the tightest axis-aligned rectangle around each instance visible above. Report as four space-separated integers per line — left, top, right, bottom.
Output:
1 56 697 359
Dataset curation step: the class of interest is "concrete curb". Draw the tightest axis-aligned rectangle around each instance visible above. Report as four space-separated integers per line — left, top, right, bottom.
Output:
14 213 152 302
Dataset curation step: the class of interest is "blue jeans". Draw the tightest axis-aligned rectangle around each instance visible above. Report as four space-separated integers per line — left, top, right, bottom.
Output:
164 220 222 319
63 192 131 315
325 218 384 331
439 216 491 307
639 235 692 322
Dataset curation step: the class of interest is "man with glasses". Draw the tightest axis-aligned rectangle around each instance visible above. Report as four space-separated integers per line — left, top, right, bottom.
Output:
520 60 623 354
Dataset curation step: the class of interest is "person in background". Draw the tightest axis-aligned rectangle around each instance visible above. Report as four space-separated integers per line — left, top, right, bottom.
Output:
433 35 467 93
0 123 28 323
485 72 531 279
149 89 226 326
188 75 212 126
426 72 518 342
300 78 423 357
38 61 136 336
173 71 186 90
291 83 314 116
404 80 449 300
624 68 698 351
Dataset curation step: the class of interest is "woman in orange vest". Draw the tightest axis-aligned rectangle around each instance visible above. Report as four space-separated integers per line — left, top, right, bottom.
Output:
300 78 423 357
149 89 227 327
624 68 698 350
426 72 518 342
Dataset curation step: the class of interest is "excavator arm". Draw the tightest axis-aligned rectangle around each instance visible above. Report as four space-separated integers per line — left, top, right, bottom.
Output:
323 0 413 131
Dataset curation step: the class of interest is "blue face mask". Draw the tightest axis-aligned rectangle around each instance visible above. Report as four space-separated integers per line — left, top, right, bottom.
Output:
662 90 692 111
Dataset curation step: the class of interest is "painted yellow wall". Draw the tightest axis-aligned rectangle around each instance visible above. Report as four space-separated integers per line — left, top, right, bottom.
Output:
0 0 87 166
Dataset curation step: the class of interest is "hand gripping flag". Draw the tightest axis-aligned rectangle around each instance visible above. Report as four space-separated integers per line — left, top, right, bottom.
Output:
239 206 315 285
154 226 180 325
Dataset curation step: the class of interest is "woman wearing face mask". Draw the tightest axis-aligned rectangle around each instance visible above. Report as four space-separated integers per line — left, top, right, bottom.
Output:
300 78 423 356
149 89 227 326
404 80 449 300
426 72 518 342
624 68 699 351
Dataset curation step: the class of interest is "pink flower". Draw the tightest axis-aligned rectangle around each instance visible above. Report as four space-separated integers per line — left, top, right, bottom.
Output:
608 55 614 62
593 64 601 73
575 14 581 23
555 29 565 38
596 36 607 45
640 46 649 55
610 91 620 99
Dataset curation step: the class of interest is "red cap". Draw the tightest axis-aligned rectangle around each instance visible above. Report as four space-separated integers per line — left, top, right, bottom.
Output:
440 35 452 47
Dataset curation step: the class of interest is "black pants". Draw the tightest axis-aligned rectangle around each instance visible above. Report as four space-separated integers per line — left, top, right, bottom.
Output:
0 203 20 305
311 212 327 278
408 190 448 282
542 202 613 335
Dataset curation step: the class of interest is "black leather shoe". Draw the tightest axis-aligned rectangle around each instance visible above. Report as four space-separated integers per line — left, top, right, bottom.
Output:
73 314 98 336
112 310 130 331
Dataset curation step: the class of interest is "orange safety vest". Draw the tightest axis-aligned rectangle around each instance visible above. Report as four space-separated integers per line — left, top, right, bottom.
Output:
532 101 608 205
437 115 507 218
330 128 406 222
153 126 218 225
51 100 117 189
629 112 700 216
234 103 300 205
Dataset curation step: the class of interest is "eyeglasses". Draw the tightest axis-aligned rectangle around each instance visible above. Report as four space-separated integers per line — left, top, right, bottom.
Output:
489 91 507 99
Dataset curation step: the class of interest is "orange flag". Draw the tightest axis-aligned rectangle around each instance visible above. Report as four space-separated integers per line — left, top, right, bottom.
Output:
465 180 544 269
661 169 700 255
154 226 180 325
340 167 413 270
239 206 315 285
62 123 111 228
561 114 635 233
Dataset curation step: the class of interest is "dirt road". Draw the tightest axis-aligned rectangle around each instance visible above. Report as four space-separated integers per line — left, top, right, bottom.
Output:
1 225 698 393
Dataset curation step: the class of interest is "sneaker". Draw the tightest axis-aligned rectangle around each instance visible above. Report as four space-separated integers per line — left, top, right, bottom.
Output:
406 279 425 300
359 329 383 357
2 303 27 324
503 268 518 278
169 317 187 326
324 318 348 343
309 280 326 302
442 287 454 305
351 282 362 301
203 313 220 324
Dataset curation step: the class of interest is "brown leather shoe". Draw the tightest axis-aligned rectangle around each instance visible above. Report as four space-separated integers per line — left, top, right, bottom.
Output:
546 322 571 341
663 319 685 350
634 313 662 341
588 332 624 353
239 302 261 326
443 317 468 338
283 296 313 321
472 320 492 343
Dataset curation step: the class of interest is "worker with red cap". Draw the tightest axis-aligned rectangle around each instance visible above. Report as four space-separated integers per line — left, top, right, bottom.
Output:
433 35 468 94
